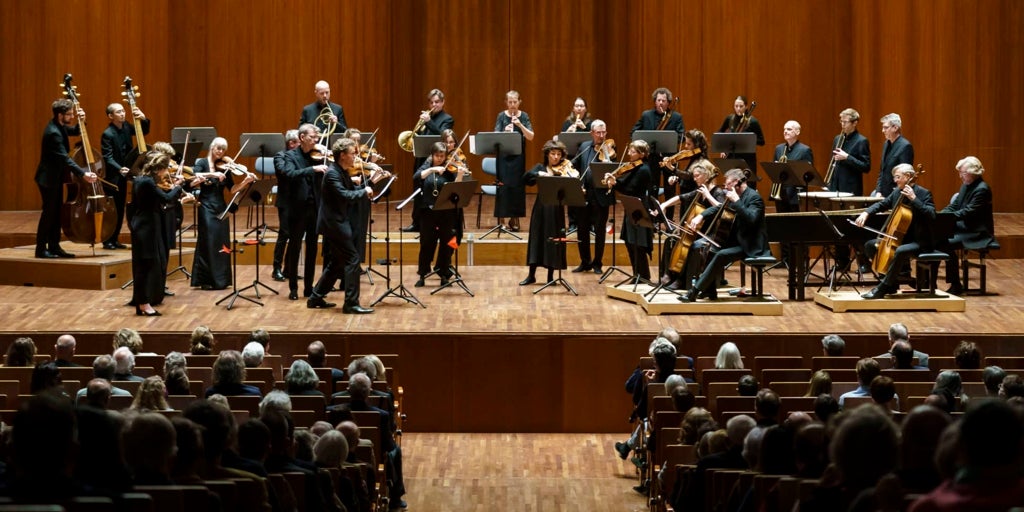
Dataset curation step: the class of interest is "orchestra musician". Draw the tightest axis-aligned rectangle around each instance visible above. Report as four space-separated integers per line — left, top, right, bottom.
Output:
874 113 914 198
442 129 469 245
343 127 387 269
937 156 994 295
271 129 301 282
656 160 725 291
35 99 98 259
856 163 935 300
414 141 466 288
682 168 770 302
520 140 577 285
404 89 454 233
307 137 374 314
561 97 593 133
772 120 814 213
281 124 329 300
299 80 347 133
830 108 872 273
187 137 255 290
604 140 655 281
718 96 765 188
570 120 615 274
664 129 710 206
493 90 535 232
150 141 187 296
100 102 150 250
128 152 182 316
632 87 684 220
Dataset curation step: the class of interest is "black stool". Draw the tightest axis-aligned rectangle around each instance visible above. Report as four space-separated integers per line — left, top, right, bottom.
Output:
913 251 949 296
962 240 1000 295
743 256 778 300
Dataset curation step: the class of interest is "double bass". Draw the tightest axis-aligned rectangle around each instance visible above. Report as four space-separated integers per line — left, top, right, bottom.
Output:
59 74 118 246
871 165 924 275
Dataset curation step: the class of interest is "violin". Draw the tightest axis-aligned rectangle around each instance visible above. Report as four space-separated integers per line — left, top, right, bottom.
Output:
602 158 643 187
547 159 579 178
660 147 702 168
597 139 617 162
359 144 384 162
214 156 251 176
310 144 334 163
169 161 195 179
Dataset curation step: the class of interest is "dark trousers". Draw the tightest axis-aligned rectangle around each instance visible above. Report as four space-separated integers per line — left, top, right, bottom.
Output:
313 232 361 306
103 182 127 246
865 240 922 287
417 208 455 278
571 203 609 267
625 243 651 280
285 204 318 295
694 245 745 293
36 184 63 252
937 235 971 285
273 206 289 270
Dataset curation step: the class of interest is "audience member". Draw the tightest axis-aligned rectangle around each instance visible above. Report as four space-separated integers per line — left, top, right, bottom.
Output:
76 355 131 402
737 374 759 396
261 407 329 512
294 429 318 464
81 378 113 409
898 405 951 494
310 420 335 437
164 351 187 374
170 417 206 484
123 412 177 485
616 341 676 460
813 394 840 424
259 389 293 416
4 337 37 367
759 425 797 475
314 430 360 512
952 340 982 369
29 361 63 394
838 358 881 407
878 322 929 367
53 334 81 367
3 392 82 502
112 346 144 382
892 340 928 370
998 374 1024 399
242 341 265 368
74 404 130 494
715 342 743 369
307 340 345 391
924 389 956 414
805 370 832 397
674 414 755 512
981 366 1005 396
250 328 271 353
869 375 898 410
189 326 216 355
754 388 781 426
131 375 171 411
680 407 715 444
671 386 695 414
183 400 271 508
821 334 846 356
112 327 147 355
286 359 324 396
793 423 828 479
164 367 191 396
934 370 963 401
205 350 262 398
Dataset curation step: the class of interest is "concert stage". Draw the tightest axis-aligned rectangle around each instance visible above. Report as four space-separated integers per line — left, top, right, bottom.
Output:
606 282 784 315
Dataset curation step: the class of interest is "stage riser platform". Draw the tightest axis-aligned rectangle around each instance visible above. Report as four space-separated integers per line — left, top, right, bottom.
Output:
0 244 194 290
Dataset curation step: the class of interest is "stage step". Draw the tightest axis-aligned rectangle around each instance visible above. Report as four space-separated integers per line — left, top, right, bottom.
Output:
0 244 194 290
606 282 784 316
813 289 966 312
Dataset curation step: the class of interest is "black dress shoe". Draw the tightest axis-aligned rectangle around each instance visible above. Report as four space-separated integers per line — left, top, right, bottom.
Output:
35 250 59 259
400 224 419 232
307 297 337 309
54 249 75 258
414 278 425 287
519 276 536 286
571 264 590 273
103 243 118 250
700 288 718 300
945 283 964 295
271 269 286 281
135 306 161 316
289 291 298 300
342 304 374 314
200 284 213 290
681 287 699 302
114 242 128 249
862 285 892 300
439 276 451 286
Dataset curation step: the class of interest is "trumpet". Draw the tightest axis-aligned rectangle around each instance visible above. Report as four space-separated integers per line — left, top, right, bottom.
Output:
398 110 431 152
770 152 786 201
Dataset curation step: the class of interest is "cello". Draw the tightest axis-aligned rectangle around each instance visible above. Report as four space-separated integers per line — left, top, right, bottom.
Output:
666 168 720 273
870 164 924 275
59 74 119 246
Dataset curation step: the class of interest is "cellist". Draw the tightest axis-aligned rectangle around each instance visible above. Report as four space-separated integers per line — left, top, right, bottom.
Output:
655 160 725 290
35 98 98 259
855 163 935 300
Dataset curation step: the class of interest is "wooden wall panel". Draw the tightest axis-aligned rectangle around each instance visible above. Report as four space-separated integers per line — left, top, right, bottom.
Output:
2 0 1022 215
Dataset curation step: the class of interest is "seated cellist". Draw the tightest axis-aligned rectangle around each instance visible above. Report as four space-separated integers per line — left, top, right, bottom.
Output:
656 160 725 290
855 163 935 299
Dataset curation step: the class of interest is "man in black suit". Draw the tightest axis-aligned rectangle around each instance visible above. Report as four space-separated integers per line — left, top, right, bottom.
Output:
308 137 374 314
683 168 770 302
35 99 99 258
938 156 995 294
403 88 455 232
632 87 685 218
571 119 616 274
100 102 150 249
772 120 814 213
856 163 935 299
271 129 300 282
874 113 914 198
298 80 347 134
828 108 871 195
281 124 328 300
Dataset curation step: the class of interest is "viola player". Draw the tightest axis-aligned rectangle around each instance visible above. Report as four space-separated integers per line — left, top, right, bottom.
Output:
571 119 616 274
604 140 654 281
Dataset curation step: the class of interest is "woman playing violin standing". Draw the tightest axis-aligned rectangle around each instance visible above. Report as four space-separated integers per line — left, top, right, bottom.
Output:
520 140 577 285
442 129 470 244
493 90 535 232
413 142 466 287
656 159 725 290
561 97 593 133
603 140 654 281
187 137 255 290
129 152 183 315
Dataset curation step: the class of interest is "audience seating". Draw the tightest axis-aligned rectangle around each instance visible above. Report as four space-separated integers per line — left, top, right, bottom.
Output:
881 368 938 382
984 356 1024 370
761 369 811 386
810 356 860 371
752 356 804 378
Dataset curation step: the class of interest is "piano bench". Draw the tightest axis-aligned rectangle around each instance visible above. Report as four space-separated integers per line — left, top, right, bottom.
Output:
962 241 999 295
913 252 949 294
743 256 777 299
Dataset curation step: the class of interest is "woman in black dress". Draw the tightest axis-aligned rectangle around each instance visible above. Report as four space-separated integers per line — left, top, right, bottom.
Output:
520 140 578 285
603 140 654 280
129 152 182 315
493 90 535 231
187 137 255 290
717 95 764 185
560 97 593 133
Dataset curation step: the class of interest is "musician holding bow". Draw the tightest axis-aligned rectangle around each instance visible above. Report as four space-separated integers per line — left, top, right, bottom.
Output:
604 140 655 281
570 120 615 274
682 168 770 302
280 124 329 300
100 102 150 249
520 140 577 286
657 160 725 291
856 163 935 300
632 88 684 219
414 142 465 288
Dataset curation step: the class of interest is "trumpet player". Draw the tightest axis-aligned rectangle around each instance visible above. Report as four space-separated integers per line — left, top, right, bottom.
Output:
772 121 813 214
299 80 347 134
403 89 454 233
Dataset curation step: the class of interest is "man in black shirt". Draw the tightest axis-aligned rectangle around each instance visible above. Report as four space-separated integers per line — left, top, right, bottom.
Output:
101 102 150 249
299 80 347 134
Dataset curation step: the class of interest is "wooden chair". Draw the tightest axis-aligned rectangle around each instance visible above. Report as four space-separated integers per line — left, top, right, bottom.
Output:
201 480 237 512
779 396 817 416
819 369 857 383
167 395 197 410
228 476 271 512
116 380 142 395
0 367 34 394
135 355 166 376
108 394 134 411
810 356 860 371
289 394 327 422
245 367 275 390
267 474 298 512
133 485 187 512
694 356 748 379
895 381 935 398
962 382 988 398
701 369 752 389
188 380 206 397
184 355 219 368
71 354 103 366
927 356 955 371
842 396 884 411
714 396 756 422
225 395 260 416
58 367 95 387
188 367 213 389
753 356 805 379
984 356 1024 371
881 368 938 382
769 382 813 398
761 369 812 386
832 382 860 396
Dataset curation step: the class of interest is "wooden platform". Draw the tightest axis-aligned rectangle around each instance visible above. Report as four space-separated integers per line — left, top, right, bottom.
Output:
814 289 967 312
606 282 784 315
0 243 194 290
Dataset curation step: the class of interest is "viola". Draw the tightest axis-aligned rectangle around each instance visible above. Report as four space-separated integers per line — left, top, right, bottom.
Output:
597 139 617 162
359 144 384 162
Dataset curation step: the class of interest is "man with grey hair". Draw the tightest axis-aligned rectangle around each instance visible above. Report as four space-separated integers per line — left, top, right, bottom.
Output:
76 355 131 403
821 334 846 356
281 123 332 301
344 372 406 509
876 322 929 367
937 155 994 294
570 119 616 273
241 341 265 369
53 334 81 367
112 346 144 382
272 129 302 282
874 113 914 198
259 389 292 416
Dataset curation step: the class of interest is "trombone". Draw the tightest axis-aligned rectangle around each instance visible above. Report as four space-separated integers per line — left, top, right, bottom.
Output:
398 110 431 152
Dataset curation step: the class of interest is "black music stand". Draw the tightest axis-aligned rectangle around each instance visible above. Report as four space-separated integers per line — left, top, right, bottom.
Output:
616 195 657 291
233 180 279 298
817 209 862 296
215 190 263 310
412 135 441 156
711 132 756 155
643 201 686 301
429 180 477 297
171 128 214 236
239 133 285 236
557 132 591 156
590 162 630 283
632 130 680 156
533 176 585 296
371 190 426 308
473 132 523 240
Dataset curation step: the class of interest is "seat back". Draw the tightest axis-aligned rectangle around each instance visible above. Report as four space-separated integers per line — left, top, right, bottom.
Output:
255 156 276 177
482 157 497 177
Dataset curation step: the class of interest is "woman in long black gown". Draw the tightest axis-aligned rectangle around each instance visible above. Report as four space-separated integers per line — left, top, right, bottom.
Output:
520 140 578 285
129 152 182 315
493 90 535 231
603 140 655 281
188 137 255 290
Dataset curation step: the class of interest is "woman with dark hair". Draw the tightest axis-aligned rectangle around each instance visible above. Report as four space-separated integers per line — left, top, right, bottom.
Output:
603 140 655 280
520 140 578 286
30 361 63 394
413 141 467 288
4 337 37 367
204 350 261 398
129 151 183 315
717 95 765 185
561 97 593 133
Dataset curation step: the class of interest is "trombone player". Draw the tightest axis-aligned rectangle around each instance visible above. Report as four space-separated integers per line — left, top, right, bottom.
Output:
402 88 454 232
299 80 347 136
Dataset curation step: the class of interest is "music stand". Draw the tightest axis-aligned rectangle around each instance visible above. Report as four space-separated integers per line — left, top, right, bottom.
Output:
533 176 585 295
171 127 216 149
632 130 680 156
816 209 862 296
711 132 756 155
371 190 426 308
429 180 477 296
239 133 285 236
616 195 656 291
473 132 524 240
412 135 442 157
215 191 264 310
590 162 629 283
558 132 591 156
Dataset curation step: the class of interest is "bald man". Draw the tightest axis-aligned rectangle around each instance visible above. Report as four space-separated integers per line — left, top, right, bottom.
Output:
299 80 347 133
53 334 82 367
772 120 814 213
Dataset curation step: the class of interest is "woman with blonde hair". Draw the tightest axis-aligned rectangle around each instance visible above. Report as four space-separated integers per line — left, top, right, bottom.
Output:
715 342 744 369
805 370 833 397
188 326 215 355
131 376 171 411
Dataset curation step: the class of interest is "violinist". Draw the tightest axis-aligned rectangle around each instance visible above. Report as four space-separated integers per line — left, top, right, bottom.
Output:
656 160 725 291
561 97 593 133
772 121 814 213
682 168 770 302
632 88 684 219
101 102 150 250
281 124 330 300
343 127 385 269
299 80 347 133
663 129 710 202
187 137 256 290
128 152 182 316
404 89 454 233
856 163 935 300
604 140 654 281
414 142 465 288
442 129 470 244
493 90 535 232
717 96 765 187
35 98 98 259
571 120 615 274
874 113 914 198
150 141 188 290
519 140 577 285
271 129 301 282
938 156 994 295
